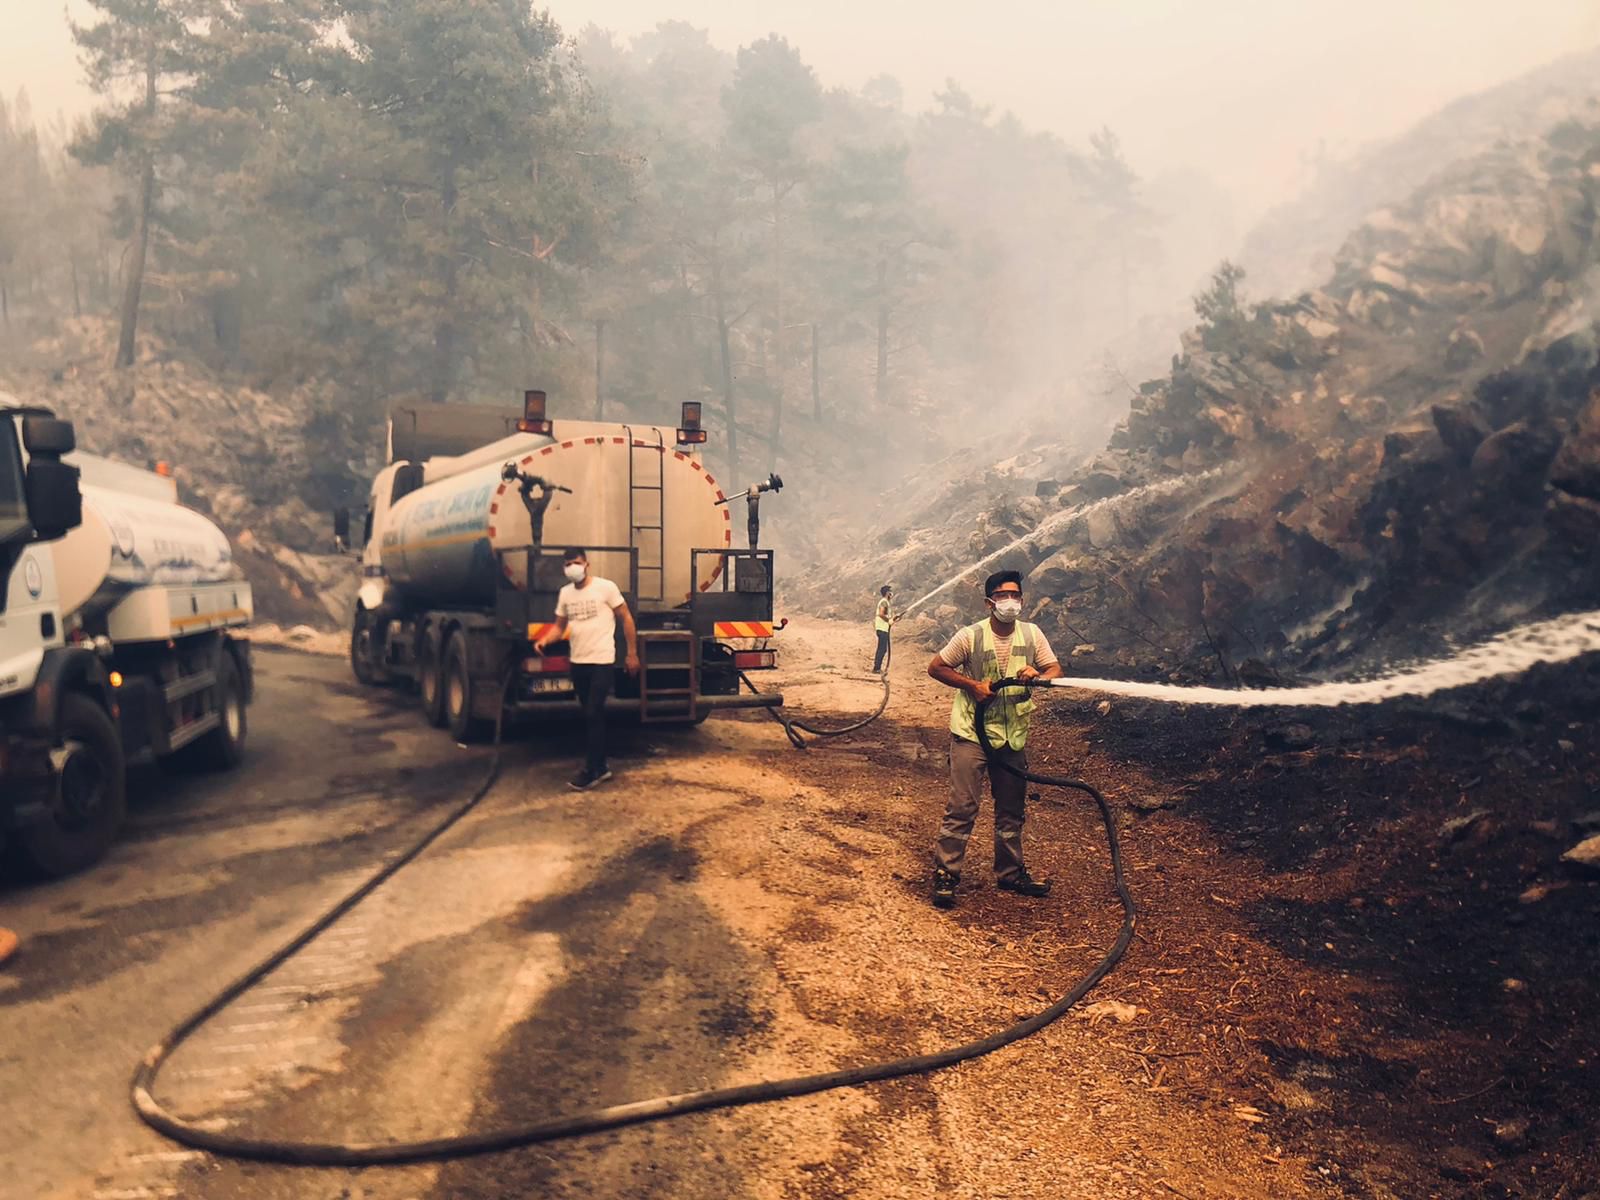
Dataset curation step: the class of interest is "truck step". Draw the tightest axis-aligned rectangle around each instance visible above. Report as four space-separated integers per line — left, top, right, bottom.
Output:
166 711 221 752
163 669 217 704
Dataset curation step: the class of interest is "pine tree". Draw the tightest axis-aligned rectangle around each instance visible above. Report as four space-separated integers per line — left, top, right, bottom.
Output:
723 36 822 467
70 0 202 368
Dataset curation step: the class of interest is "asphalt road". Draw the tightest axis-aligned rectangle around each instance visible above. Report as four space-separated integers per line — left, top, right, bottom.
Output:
0 646 805 1200
0 629 1349 1200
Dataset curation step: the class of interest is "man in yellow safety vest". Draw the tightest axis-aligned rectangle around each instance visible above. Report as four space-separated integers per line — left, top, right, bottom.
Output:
926 569 1062 909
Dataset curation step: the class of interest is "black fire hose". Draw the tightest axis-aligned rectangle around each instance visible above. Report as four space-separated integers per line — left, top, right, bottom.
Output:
739 628 892 748
131 677 1135 1167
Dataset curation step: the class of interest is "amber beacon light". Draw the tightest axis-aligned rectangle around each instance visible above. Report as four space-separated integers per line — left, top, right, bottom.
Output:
518 389 553 436
677 400 707 445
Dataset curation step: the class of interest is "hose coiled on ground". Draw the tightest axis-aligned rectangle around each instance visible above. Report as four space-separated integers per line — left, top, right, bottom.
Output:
739 629 892 747
130 675 1135 1167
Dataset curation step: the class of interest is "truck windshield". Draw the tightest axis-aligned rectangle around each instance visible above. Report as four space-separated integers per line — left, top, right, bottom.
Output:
0 420 27 544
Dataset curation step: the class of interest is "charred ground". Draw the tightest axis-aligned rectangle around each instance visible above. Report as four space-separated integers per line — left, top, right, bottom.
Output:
1042 654 1600 1198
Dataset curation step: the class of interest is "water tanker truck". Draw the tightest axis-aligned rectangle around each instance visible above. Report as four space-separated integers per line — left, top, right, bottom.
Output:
0 395 253 876
340 392 784 738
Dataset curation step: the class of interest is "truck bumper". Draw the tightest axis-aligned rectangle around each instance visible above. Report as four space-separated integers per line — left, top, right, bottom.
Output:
507 691 784 718
0 726 54 828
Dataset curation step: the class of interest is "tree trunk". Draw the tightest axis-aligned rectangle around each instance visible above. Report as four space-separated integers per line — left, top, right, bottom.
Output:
811 323 821 422
594 318 605 419
712 255 740 486
769 185 784 470
875 256 890 407
1118 235 1130 332
429 163 459 403
115 155 155 369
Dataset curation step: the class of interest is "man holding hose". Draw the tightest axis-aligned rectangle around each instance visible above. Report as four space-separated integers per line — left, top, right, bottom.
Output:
926 569 1062 909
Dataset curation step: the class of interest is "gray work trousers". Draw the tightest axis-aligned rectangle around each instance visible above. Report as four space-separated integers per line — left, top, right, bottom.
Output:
935 736 1027 882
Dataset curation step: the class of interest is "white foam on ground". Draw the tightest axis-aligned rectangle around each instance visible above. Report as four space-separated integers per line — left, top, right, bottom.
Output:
902 470 1223 617
1048 609 1600 707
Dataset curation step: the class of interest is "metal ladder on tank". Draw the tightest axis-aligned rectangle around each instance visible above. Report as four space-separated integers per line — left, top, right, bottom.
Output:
627 426 666 605
626 426 692 720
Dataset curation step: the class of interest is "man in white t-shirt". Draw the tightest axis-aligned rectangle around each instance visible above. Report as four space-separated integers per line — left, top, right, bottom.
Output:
533 548 641 790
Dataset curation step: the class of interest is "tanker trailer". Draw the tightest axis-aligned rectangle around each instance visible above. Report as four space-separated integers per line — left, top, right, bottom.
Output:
340 393 784 741
0 395 253 876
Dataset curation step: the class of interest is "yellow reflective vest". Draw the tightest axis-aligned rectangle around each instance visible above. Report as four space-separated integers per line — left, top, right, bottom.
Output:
949 620 1038 751
874 599 892 632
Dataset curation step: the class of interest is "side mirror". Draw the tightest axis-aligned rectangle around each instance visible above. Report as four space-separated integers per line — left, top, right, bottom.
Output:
26 459 82 541
334 506 351 552
22 416 76 457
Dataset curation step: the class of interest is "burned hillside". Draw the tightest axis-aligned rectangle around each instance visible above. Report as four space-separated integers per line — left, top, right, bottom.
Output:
803 117 1600 680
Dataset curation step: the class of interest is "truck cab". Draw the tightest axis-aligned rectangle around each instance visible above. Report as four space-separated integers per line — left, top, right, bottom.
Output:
1 396 254 878
0 406 75 707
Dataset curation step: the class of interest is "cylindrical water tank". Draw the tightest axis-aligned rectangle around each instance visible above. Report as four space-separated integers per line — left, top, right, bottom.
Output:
378 426 733 610
52 483 239 619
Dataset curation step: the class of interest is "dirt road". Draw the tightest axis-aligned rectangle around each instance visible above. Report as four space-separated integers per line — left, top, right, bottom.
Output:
1 629 1407 1199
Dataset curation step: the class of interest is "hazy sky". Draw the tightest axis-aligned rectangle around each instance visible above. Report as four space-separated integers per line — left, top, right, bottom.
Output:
6 0 1599 219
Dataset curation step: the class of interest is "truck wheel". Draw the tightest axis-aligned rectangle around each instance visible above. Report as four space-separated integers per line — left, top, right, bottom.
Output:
442 634 489 743
350 610 389 687
195 650 248 770
18 694 128 878
418 627 447 728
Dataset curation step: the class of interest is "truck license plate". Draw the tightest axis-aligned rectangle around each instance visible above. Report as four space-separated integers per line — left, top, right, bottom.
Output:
532 677 573 694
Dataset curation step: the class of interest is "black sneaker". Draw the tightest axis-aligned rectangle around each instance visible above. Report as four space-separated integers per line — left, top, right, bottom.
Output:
997 871 1052 898
932 868 958 909
569 769 613 791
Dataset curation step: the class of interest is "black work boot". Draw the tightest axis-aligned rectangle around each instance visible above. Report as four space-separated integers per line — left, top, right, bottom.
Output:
932 868 958 909
997 870 1052 898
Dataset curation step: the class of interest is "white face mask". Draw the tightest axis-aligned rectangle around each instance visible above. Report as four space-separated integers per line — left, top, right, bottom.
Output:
563 562 586 583
991 597 1023 622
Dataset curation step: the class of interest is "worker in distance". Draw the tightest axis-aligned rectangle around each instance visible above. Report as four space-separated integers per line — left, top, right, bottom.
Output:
927 569 1062 909
872 584 899 674
532 548 641 791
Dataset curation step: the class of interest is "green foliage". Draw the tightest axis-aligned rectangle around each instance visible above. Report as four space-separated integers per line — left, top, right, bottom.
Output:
723 36 822 195
23 7 1187 473
1193 260 1250 351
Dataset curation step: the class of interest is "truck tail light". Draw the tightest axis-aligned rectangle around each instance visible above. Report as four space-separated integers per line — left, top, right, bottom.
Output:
523 655 570 673
733 650 776 670
518 389 553 436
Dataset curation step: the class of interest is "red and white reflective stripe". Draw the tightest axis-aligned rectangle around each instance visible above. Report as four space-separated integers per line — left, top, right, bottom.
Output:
714 621 774 638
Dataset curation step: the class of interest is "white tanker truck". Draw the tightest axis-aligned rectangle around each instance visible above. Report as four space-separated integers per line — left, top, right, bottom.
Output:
339 392 784 739
0 396 253 876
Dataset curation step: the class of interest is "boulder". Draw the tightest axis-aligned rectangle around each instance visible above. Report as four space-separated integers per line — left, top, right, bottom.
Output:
1549 393 1600 501
1031 549 1092 598
1546 490 1600 546
1444 327 1486 371
1201 405 1253 443
1431 402 1490 461
1078 469 1127 500
1469 421 1563 496
1085 505 1121 548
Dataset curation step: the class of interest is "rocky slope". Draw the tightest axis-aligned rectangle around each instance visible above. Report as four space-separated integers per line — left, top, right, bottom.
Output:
1239 49 1600 298
0 317 371 630
799 116 1600 681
